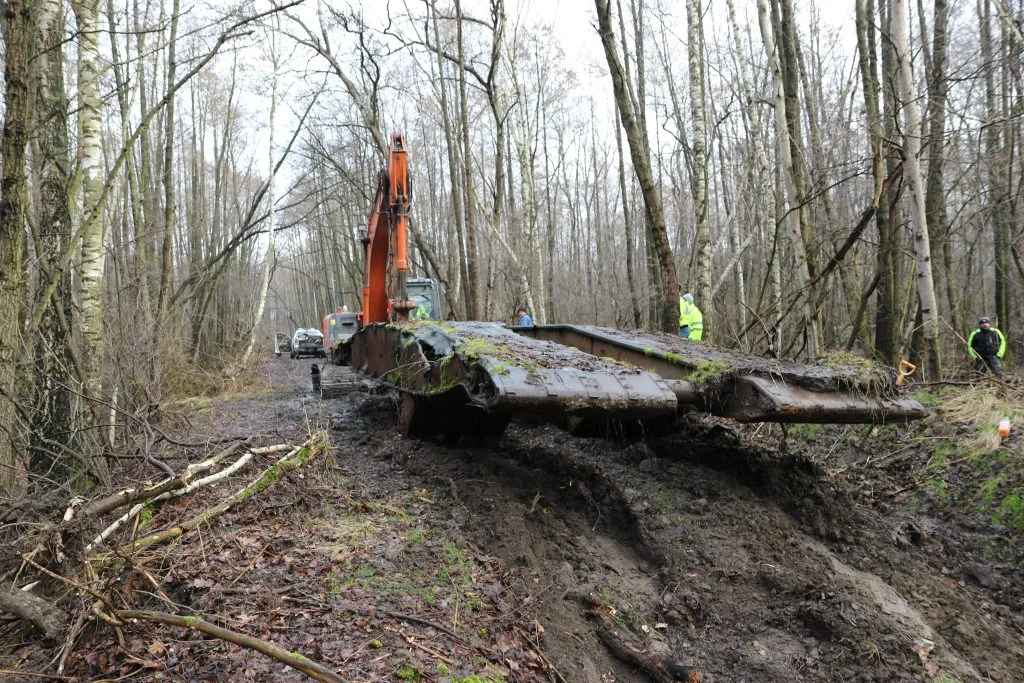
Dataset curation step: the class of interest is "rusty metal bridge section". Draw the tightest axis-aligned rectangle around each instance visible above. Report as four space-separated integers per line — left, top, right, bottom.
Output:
337 322 926 436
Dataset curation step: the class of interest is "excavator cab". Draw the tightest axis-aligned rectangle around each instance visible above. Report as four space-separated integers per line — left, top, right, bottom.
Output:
407 278 444 321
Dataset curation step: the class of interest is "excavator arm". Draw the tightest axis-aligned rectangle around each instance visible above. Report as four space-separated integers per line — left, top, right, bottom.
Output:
362 132 413 324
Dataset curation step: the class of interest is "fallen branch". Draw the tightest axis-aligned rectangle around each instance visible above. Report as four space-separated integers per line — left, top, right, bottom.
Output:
584 593 695 683
515 626 569 683
85 450 257 554
72 442 244 521
0 589 68 640
379 609 466 643
115 609 346 683
0 669 69 680
119 435 322 555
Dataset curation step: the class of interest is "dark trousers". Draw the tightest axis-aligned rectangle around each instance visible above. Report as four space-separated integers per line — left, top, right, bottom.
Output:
973 356 1004 377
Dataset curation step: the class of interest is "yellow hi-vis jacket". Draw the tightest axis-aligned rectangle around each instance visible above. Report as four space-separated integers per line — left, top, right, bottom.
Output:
679 299 704 341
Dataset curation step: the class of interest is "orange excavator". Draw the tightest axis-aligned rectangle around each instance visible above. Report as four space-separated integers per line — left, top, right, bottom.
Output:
322 132 926 436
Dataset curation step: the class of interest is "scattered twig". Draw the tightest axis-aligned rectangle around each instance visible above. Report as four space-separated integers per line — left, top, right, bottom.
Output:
228 538 275 587
394 627 457 665
583 593 696 683
0 669 70 680
515 626 569 683
115 609 346 683
379 609 466 643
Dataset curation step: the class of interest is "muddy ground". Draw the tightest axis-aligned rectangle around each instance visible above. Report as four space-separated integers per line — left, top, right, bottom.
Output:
4 356 1023 682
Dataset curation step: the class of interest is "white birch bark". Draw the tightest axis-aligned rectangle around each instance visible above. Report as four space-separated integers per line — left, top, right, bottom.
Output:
725 0 771 335
891 0 942 376
75 0 106 401
239 16 280 368
510 74 546 324
686 0 712 339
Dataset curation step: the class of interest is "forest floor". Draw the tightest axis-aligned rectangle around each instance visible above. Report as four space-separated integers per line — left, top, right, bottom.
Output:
2 355 1024 682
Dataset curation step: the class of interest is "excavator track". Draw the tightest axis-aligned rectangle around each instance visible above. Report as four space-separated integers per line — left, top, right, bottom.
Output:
333 322 927 438
312 363 362 399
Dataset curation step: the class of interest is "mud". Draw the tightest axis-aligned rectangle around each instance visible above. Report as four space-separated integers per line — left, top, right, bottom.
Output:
14 357 1022 682
314 358 1024 681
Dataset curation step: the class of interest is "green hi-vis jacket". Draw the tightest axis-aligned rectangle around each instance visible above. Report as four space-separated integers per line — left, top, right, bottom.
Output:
679 299 704 341
967 326 1006 359
411 304 429 320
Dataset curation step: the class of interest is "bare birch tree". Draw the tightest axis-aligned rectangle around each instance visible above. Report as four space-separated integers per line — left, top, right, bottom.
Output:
240 13 282 368
890 0 942 377
686 0 712 339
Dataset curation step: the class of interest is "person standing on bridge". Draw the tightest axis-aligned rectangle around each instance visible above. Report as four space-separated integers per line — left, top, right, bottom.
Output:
517 307 533 326
968 316 1005 377
679 292 703 341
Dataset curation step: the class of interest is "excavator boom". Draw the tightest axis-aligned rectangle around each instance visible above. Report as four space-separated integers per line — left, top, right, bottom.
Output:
362 133 413 324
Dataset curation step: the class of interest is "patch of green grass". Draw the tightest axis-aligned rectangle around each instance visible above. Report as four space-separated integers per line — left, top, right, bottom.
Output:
925 440 958 469
994 489 1024 531
786 423 823 440
977 476 1004 506
395 664 421 681
648 485 683 512
913 389 940 406
924 478 952 504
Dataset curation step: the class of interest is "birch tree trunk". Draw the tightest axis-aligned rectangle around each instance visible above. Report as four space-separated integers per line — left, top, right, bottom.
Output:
428 0 468 319
923 0 956 331
454 0 482 320
981 0 1012 336
594 0 679 332
74 0 112 477
686 0 712 340
614 111 642 328
891 0 942 378
240 19 280 368
726 0 770 338
757 0 819 358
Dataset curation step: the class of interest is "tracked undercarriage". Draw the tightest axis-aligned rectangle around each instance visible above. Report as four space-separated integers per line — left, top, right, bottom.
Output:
326 321 926 437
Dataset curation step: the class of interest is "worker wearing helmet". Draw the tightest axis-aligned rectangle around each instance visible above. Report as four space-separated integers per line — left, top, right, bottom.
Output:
410 297 430 321
967 316 1006 377
679 292 703 341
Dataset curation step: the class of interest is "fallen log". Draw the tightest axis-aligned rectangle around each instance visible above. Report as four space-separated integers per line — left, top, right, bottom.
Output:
115 609 346 683
0 588 68 640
